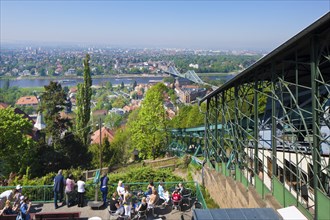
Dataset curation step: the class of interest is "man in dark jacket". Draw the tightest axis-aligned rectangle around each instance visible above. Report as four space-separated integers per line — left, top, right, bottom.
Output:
54 169 65 209
100 171 109 207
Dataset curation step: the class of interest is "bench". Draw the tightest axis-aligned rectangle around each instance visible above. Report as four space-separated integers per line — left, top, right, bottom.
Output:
0 213 35 220
0 214 17 220
34 211 80 220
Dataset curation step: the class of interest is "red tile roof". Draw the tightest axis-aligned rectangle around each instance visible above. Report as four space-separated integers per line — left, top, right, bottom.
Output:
0 102 9 109
16 96 39 106
91 127 115 144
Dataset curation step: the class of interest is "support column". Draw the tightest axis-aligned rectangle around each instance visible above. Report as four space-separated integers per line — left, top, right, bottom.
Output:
271 62 277 193
311 35 320 220
254 80 259 176
214 95 219 164
221 92 226 175
234 85 239 180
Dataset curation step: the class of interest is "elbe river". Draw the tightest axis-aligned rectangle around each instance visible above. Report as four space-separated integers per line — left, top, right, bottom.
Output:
0 75 232 88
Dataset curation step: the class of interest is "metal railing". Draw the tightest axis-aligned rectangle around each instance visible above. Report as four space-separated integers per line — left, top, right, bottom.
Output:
0 181 207 208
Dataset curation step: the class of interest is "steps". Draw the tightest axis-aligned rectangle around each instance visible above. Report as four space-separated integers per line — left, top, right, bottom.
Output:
195 166 281 210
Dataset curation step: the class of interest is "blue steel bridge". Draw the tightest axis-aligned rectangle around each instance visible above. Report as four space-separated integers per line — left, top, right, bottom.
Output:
170 12 330 220
164 65 218 90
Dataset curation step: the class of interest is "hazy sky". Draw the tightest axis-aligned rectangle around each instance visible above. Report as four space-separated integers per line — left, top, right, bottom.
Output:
1 0 329 50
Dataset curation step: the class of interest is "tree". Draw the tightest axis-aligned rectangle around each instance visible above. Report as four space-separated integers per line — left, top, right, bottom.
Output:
0 107 36 176
106 81 113 91
76 54 92 146
41 81 69 148
128 83 169 159
105 112 123 129
121 81 125 89
132 81 137 90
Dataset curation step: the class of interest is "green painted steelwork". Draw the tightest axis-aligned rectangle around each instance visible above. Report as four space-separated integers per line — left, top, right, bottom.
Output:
198 13 330 220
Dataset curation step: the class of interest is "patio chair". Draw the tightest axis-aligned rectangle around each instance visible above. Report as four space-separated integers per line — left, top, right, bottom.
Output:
182 188 192 206
172 198 182 211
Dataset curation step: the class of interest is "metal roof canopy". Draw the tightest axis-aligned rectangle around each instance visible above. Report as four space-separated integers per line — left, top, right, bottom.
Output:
193 208 281 220
199 12 330 104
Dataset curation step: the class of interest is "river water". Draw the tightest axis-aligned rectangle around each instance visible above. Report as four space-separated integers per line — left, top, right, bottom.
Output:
0 75 232 88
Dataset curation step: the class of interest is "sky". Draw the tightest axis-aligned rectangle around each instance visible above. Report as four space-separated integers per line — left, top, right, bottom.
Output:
1 0 329 50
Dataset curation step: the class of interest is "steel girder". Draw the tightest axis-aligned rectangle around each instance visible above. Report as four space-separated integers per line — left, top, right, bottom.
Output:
202 21 330 220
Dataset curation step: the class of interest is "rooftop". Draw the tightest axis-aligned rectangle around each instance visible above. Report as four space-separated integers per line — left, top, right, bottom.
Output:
16 96 39 106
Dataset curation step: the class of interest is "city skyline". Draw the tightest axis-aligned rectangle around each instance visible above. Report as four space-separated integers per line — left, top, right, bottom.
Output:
1 1 329 51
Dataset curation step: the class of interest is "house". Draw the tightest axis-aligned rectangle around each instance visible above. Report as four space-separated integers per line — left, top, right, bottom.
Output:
90 127 115 145
93 110 108 117
109 108 125 115
15 96 39 107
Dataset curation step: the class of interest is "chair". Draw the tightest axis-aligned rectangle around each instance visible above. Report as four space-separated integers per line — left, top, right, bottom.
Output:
172 198 182 211
182 188 192 206
193 201 202 209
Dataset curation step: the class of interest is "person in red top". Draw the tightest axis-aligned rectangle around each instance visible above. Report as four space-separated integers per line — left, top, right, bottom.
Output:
172 189 182 200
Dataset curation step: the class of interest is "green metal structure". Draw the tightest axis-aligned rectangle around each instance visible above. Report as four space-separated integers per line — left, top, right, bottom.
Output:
199 13 330 220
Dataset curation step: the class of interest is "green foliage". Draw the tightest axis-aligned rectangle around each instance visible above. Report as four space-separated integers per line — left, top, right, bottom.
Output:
0 87 44 106
111 96 128 109
170 104 205 128
110 166 183 185
164 54 260 73
41 81 69 148
76 54 93 147
128 83 169 159
0 107 36 176
182 155 192 169
104 113 123 129
108 128 131 165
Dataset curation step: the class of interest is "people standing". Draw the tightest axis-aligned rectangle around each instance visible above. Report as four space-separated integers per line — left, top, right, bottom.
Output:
123 185 132 218
116 180 125 200
65 174 76 207
53 169 65 209
77 176 85 208
100 171 109 207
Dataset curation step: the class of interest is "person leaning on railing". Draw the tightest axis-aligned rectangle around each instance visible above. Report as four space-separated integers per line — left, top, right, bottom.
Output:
0 189 20 210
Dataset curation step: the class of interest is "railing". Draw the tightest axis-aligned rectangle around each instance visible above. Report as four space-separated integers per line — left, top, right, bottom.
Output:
0 181 207 208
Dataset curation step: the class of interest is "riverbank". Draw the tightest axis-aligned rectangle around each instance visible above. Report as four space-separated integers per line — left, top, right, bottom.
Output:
4 73 167 80
1 72 236 80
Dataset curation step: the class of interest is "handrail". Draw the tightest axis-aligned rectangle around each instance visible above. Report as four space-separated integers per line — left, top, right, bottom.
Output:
0 181 207 208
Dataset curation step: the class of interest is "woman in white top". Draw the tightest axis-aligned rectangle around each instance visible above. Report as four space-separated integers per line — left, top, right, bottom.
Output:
77 176 85 207
116 180 125 199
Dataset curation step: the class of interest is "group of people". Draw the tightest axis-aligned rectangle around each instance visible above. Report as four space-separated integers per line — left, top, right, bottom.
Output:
106 179 188 219
0 184 32 220
53 169 86 209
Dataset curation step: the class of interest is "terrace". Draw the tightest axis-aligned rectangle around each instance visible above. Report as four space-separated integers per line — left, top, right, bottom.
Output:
0 181 206 220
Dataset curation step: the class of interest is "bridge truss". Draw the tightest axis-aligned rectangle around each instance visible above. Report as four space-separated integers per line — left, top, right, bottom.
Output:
165 65 217 89
199 13 330 220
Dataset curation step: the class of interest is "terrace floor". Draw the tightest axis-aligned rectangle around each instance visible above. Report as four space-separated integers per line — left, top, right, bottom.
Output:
31 201 193 220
